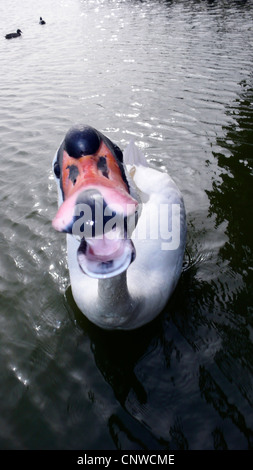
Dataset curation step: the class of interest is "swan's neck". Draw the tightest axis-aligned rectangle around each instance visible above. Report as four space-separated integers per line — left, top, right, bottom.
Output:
97 271 137 328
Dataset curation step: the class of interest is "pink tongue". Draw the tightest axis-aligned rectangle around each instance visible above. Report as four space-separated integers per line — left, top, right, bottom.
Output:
87 235 124 261
77 235 136 279
52 184 138 233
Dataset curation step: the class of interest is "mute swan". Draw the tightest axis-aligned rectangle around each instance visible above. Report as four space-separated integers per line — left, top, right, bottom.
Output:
52 125 186 330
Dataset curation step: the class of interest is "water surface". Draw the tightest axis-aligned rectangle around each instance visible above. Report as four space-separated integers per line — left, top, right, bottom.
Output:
0 0 252 450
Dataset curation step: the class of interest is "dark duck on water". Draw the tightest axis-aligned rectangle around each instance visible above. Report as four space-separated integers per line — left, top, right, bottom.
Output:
39 17 46 25
5 29 22 39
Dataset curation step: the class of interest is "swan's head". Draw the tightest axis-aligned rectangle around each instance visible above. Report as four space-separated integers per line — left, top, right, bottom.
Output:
52 125 138 278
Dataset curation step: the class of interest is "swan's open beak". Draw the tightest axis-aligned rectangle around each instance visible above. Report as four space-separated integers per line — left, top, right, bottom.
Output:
77 233 136 279
52 136 138 278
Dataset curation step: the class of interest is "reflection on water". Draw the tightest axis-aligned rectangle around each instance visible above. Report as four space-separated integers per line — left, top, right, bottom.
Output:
0 0 252 450
208 83 253 289
206 83 253 446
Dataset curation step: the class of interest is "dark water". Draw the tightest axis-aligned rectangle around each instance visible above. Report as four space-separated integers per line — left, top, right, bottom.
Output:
0 0 252 450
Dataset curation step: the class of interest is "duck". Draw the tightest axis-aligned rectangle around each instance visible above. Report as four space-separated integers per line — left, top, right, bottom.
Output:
52 125 187 330
39 17 46 25
5 29 22 39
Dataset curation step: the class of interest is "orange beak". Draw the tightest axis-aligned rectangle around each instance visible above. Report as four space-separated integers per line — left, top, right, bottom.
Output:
52 126 139 278
52 140 138 233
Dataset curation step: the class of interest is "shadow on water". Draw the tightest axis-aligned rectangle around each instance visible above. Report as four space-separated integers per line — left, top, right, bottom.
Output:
66 287 174 450
65 81 253 450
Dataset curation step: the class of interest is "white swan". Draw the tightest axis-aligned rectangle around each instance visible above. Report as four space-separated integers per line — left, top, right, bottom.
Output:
52 125 186 330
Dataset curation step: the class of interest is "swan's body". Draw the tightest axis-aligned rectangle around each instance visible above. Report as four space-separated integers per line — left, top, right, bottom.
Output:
5 29 22 39
52 125 186 330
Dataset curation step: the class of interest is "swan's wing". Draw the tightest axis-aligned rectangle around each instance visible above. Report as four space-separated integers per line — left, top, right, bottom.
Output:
123 140 148 167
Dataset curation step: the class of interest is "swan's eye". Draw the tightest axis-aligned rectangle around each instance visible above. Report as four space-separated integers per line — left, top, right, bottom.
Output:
54 162 61 179
67 164 79 185
97 156 109 178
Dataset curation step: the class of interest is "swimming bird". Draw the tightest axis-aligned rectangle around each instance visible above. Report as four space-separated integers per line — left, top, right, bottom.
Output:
52 125 187 330
39 17 46 25
5 29 22 39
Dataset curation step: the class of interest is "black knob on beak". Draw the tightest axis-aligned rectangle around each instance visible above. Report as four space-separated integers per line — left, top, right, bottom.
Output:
64 125 101 159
